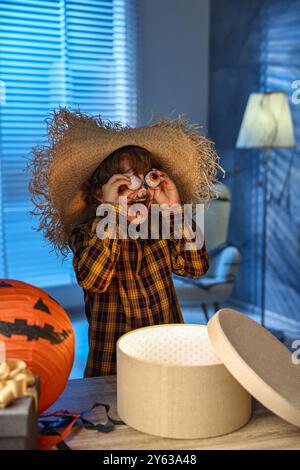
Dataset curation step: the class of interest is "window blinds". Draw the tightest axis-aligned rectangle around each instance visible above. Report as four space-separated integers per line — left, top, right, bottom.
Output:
0 0 138 287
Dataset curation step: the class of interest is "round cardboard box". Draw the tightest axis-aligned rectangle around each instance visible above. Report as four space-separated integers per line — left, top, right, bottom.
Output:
117 324 252 439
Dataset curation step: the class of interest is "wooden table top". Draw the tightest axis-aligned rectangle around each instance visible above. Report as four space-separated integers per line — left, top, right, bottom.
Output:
50 376 300 450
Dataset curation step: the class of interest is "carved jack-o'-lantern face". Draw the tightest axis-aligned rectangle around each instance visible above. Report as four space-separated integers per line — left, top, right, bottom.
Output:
0 279 75 413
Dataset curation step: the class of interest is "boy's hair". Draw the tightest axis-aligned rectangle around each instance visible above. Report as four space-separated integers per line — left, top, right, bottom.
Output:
82 145 160 208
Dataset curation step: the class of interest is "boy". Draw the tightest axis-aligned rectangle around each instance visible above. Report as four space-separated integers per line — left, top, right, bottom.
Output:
29 108 220 377
69 145 209 376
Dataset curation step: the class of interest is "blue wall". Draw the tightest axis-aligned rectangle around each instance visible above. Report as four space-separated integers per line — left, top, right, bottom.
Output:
137 0 210 130
209 0 300 329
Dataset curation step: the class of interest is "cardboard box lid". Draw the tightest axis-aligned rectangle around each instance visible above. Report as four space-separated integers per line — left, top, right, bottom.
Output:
207 309 300 428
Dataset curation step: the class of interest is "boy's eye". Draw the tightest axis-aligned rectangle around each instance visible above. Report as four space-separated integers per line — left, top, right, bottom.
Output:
145 170 161 188
127 175 142 190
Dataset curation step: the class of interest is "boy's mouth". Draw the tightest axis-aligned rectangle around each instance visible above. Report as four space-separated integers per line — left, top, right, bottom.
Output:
128 194 152 208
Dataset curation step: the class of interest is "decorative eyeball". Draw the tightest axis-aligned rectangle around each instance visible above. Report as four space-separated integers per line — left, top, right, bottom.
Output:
145 171 161 188
128 175 142 190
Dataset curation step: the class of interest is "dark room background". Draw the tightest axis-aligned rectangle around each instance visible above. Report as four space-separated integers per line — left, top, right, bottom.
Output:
209 0 300 332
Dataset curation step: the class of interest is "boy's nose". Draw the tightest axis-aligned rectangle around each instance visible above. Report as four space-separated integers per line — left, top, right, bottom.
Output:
135 175 148 190
136 174 148 189
136 187 147 197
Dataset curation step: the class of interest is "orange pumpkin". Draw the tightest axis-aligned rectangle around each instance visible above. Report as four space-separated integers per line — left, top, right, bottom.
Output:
0 279 75 413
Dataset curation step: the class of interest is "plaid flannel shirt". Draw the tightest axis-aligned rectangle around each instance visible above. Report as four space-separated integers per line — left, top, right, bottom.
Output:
68 202 209 377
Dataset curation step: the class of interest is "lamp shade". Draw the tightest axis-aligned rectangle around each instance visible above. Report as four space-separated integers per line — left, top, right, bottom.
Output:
236 92 296 148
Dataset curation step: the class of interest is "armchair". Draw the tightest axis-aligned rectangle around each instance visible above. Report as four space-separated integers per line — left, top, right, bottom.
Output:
174 183 241 323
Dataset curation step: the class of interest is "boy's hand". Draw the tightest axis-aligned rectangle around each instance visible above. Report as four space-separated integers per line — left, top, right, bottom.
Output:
151 169 181 205
101 174 131 204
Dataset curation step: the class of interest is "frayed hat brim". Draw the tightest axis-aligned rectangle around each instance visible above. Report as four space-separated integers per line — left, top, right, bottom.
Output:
28 107 223 255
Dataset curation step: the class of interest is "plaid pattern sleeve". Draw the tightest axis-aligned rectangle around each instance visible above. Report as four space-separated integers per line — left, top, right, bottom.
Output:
164 203 210 278
69 203 126 293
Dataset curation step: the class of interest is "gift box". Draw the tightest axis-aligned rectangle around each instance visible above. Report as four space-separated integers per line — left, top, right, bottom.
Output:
0 361 39 450
0 394 38 450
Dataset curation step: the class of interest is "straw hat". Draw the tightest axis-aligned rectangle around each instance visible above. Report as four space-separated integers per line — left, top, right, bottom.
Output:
28 107 222 255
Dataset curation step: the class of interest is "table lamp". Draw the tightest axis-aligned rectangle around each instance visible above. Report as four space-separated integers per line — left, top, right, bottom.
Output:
236 92 296 335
